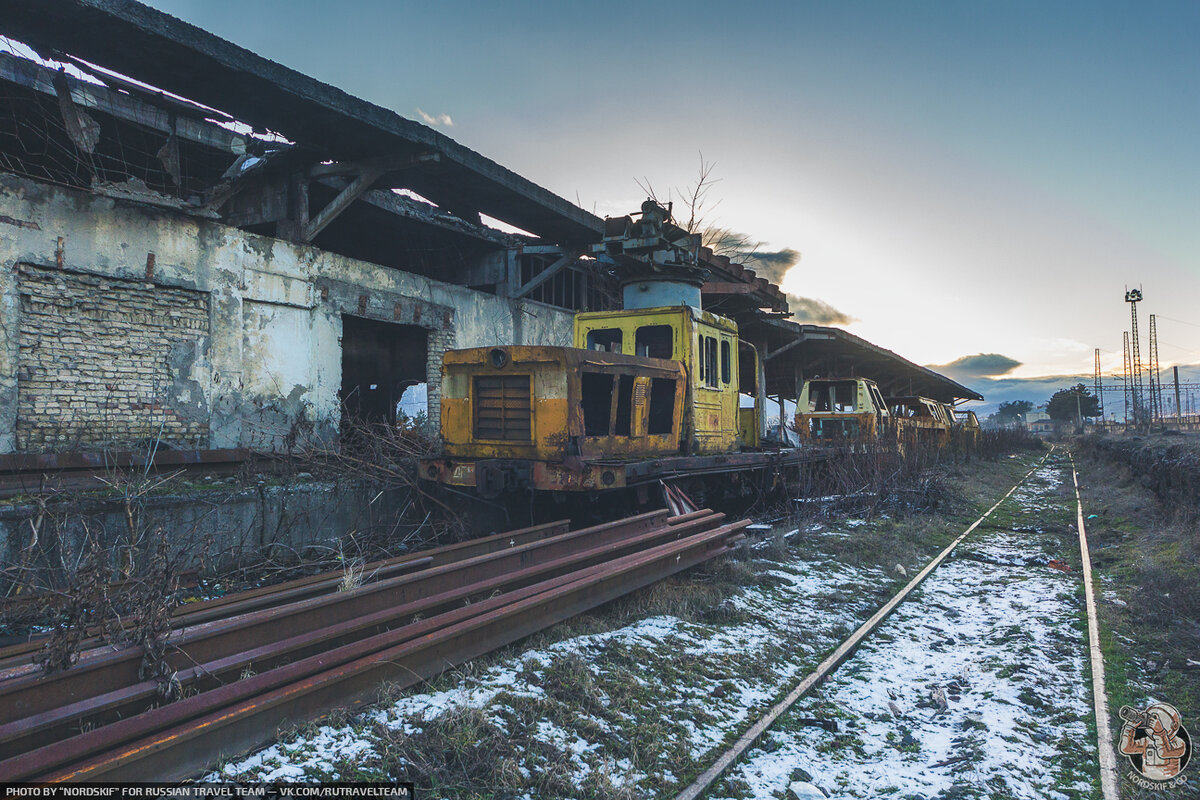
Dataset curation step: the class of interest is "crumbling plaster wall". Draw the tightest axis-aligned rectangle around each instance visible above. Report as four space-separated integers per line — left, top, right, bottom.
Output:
0 173 573 453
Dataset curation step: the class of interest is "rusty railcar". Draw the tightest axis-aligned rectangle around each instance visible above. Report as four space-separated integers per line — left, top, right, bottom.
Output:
794 377 892 446
885 395 954 448
424 345 687 494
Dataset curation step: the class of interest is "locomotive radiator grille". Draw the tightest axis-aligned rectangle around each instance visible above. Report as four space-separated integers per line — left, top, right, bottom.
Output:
473 375 533 441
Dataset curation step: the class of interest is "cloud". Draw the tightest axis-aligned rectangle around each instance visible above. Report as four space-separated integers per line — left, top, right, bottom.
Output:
698 228 849 325
416 108 453 127
787 294 855 326
936 353 1023 378
702 228 800 285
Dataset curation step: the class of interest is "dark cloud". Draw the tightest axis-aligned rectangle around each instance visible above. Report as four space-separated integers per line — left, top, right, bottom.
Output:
741 248 801 283
700 228 846 325
963 363 1200 418
703 228 800 284
787 294 855 326
937 353 1022 377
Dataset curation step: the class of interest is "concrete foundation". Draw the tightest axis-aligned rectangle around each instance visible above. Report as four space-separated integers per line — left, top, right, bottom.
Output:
0 477 433 595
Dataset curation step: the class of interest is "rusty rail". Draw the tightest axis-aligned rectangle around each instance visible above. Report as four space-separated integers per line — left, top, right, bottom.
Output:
0 510 724 751
0 508 747 782
0 510 683 709
0 518 572 667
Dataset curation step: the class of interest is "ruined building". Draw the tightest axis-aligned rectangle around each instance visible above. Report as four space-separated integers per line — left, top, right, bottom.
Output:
0 0 977 461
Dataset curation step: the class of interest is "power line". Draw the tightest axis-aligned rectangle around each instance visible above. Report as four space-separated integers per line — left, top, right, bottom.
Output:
1156 314 1200 329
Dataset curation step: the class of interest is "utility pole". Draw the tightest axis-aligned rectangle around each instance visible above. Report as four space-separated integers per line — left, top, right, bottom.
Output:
1174 366 1182 425
1148 314 1161 424
1093 348 1104 428
1122 331 1132 425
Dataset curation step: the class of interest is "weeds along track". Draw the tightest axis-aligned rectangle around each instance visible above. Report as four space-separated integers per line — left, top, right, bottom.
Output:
0 508 748 781
676 452 1058 800
1069 453 1120 800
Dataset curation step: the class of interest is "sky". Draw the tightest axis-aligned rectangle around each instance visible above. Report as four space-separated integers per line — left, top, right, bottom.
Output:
142 0 1199 394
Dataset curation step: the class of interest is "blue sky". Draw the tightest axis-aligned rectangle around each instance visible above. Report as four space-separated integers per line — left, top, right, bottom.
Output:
145 1 1199 384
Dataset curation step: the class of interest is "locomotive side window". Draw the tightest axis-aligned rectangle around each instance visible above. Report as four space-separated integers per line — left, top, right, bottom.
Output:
581 372 614 435
647 378 676 435
702 337 719 388
614 375 635 436
720 340 731 385
635 325 674 359
586 329 623 353
868 384 887 413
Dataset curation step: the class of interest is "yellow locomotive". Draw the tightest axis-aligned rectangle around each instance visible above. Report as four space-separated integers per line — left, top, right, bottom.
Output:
420 298 767 496
418 199 812 498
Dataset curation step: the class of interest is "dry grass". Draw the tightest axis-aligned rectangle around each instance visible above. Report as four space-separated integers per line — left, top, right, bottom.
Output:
1075 440 1200 799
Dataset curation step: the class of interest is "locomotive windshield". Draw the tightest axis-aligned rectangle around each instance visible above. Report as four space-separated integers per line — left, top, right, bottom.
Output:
808 380 860 413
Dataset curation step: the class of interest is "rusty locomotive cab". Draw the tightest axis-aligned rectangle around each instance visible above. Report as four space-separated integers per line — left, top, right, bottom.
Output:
420 302 768 496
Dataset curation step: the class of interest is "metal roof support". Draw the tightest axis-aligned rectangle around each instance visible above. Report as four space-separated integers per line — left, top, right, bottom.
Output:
764 336 805 361
301 165 384 242
512 250 582 299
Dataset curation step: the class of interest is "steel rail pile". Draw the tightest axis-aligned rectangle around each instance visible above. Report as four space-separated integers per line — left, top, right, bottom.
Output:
0 517 574 667
0 508 748 781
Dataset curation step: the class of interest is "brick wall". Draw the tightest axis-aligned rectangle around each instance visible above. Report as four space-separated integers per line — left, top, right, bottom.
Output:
16 264 210 451
425 324 455 433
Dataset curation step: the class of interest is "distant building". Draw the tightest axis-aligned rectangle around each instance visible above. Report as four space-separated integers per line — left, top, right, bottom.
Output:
1029 418 1055 436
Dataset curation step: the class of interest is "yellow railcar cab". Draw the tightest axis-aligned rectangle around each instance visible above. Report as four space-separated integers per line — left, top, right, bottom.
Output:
574 306 742 455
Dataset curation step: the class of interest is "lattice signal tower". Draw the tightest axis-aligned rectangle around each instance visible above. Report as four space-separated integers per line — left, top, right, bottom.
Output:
1125 288 1144 423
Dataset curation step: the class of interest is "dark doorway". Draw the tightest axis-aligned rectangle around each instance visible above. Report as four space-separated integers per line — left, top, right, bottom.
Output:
339 316 428 425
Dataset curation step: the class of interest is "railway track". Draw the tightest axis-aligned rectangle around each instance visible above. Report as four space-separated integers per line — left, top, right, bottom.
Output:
676 451 1081 800
0 507 748 781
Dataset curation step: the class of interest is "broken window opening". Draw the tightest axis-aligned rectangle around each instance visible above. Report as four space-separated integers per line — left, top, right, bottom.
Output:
738 341 758 395
833 381 859 413
339 316 428 427
586 328 623 353
581 372 614 436
808 381 857 413
647 378 676 435
614 374 634 436
720 339 731 385
635 325 673 359
397 382 428 422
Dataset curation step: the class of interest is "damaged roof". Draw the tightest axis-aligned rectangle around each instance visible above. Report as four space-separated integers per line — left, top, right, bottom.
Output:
0 0 980 402
0 0 602 242
0 0 785 312
745 316 984 404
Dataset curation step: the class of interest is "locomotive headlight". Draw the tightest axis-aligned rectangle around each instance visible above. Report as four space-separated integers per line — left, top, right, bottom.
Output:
489 348 508 368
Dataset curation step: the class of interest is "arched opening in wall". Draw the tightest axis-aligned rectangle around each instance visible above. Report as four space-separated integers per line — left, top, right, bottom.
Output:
339 316 429 427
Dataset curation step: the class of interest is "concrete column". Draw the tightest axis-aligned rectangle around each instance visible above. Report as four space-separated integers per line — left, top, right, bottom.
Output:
206 276 245 449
